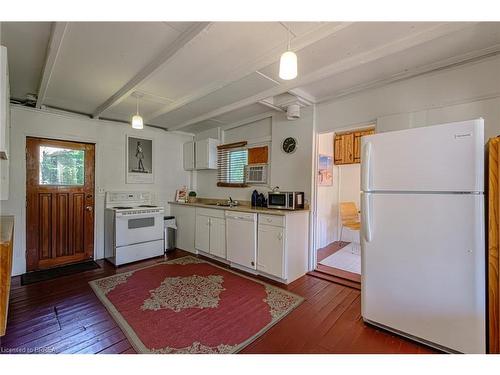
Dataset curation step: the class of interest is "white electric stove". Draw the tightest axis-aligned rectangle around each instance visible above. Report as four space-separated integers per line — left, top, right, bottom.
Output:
104 191 165 266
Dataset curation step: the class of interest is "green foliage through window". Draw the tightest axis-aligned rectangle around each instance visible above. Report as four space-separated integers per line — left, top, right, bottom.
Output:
228 149 248 184
39 146 85 185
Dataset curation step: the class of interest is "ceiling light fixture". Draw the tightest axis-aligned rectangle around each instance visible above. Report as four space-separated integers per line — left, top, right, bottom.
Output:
279 23 297 81
131 92 144 130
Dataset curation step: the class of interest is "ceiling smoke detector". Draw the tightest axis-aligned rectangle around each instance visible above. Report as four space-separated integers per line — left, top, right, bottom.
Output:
286 104 300 120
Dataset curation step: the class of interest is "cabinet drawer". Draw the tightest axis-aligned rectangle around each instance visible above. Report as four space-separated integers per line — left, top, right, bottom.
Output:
259 214 284 227
196 207 225 218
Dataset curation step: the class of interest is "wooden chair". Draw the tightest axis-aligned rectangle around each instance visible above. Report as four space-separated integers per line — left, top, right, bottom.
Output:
339 202 361 251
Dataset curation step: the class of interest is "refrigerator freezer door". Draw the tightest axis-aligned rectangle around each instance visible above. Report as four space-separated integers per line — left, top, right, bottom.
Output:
361 119 484 193
361 192 485 353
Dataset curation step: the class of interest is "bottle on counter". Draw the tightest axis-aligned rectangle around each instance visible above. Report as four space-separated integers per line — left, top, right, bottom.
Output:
251 190 259 207
257 193 266 207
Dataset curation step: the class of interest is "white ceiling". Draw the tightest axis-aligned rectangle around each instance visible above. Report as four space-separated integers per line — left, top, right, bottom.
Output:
1 21 500 132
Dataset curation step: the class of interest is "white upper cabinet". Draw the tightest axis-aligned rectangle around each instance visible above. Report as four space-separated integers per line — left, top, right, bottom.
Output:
0 46 10 160
195 138 218 170
183 141 195 171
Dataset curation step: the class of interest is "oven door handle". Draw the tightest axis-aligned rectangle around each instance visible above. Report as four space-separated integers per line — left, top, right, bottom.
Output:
115 212 163 219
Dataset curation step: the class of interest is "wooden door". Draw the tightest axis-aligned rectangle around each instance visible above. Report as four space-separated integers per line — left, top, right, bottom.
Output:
26 137 95 271
488 137 500 353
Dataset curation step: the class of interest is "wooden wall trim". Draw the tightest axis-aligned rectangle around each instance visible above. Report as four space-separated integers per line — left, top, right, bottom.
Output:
488 137 500 353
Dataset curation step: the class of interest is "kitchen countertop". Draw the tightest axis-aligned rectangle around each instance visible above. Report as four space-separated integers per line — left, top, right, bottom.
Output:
168 201 309 216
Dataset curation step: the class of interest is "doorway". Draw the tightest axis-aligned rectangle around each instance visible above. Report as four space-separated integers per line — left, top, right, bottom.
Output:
26 137 95 271
314 125 374 284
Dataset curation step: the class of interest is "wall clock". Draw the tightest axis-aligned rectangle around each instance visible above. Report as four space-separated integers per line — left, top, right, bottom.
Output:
282 137 297 154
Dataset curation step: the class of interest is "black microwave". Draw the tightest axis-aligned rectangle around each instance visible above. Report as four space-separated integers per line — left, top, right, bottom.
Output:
267 192 305 210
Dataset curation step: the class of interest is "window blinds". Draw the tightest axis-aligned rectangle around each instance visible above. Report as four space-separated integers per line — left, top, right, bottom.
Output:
217 141 248 187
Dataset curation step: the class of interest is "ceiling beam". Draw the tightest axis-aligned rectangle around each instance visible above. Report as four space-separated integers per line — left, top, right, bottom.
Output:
92 22 211 119
144 22 353 123
167 22 477 131
36 22 68 109
316 43 500 104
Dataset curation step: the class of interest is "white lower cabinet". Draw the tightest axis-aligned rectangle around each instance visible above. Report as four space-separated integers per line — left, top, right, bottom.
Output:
195 214 210 252
209 217 226 258
195 208 226 259
257 224 285 279
171 203 309 284
170 204 196 253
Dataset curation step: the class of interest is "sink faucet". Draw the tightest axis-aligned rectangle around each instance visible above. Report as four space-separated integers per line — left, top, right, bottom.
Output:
227 196 238 207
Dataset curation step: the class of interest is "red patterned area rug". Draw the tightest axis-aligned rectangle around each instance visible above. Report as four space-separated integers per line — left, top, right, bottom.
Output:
89 256 303 354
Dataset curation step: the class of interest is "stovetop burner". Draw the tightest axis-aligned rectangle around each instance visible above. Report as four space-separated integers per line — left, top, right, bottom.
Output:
113 206 133 209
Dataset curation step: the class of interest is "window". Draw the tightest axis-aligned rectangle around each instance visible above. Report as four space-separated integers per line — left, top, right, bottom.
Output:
217 141 248 187
39 146 85 185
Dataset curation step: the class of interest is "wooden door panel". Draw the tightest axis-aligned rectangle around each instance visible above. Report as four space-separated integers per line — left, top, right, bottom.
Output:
73 193 85 254
26 137 95 271
38 193 52 260
55 193 69 257
343 133 354 164
334 135 343 165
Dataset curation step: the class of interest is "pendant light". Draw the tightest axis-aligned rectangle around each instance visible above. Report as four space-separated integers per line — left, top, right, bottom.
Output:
131 93 144 130
279 24 297 80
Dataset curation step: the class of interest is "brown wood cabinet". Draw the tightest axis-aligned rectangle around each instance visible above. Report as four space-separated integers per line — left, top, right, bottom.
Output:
0 215 14 337
334 127 375 165
488 137 500 353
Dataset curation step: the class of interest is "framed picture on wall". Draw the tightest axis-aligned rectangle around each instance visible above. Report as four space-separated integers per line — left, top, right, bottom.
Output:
318 154 333 186
126 135 154 184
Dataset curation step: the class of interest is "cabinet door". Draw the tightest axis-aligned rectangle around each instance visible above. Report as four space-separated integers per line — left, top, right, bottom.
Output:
353 132 362 163
171 205 196 253
183 141 195 170
334 135 343 165
257 225 285 279
342 133 354 164
195 140 208 169
209 217 226 259
195 214 210 252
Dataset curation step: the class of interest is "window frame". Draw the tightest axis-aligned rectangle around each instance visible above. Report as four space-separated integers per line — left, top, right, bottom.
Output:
216 141 249 188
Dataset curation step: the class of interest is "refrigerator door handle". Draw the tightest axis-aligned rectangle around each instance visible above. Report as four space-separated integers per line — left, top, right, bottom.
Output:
362 193 373 242
361 141 372 191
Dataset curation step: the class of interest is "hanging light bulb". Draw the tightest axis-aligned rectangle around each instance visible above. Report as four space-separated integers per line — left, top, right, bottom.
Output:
279 24 297 80
131 93 144 130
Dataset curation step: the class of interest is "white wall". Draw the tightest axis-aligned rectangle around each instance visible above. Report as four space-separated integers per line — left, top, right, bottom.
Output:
0 106 192 276
195 107 314 203
312 54 500 252
339 164 360 209
316 54 500 140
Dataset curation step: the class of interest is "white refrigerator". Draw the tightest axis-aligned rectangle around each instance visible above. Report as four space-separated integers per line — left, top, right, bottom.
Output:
360 119 486 354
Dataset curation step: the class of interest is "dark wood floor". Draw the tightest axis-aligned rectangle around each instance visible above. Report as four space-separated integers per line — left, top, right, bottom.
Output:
0 249 436 354
316 241 362 284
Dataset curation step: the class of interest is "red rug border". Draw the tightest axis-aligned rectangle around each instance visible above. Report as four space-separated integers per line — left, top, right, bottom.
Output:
89 255 304 354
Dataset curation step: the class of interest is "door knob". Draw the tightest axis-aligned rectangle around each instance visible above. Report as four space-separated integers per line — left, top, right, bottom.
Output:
86 206 93 211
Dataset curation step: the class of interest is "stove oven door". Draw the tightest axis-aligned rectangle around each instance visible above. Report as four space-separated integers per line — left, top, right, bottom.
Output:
115 212 164 247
